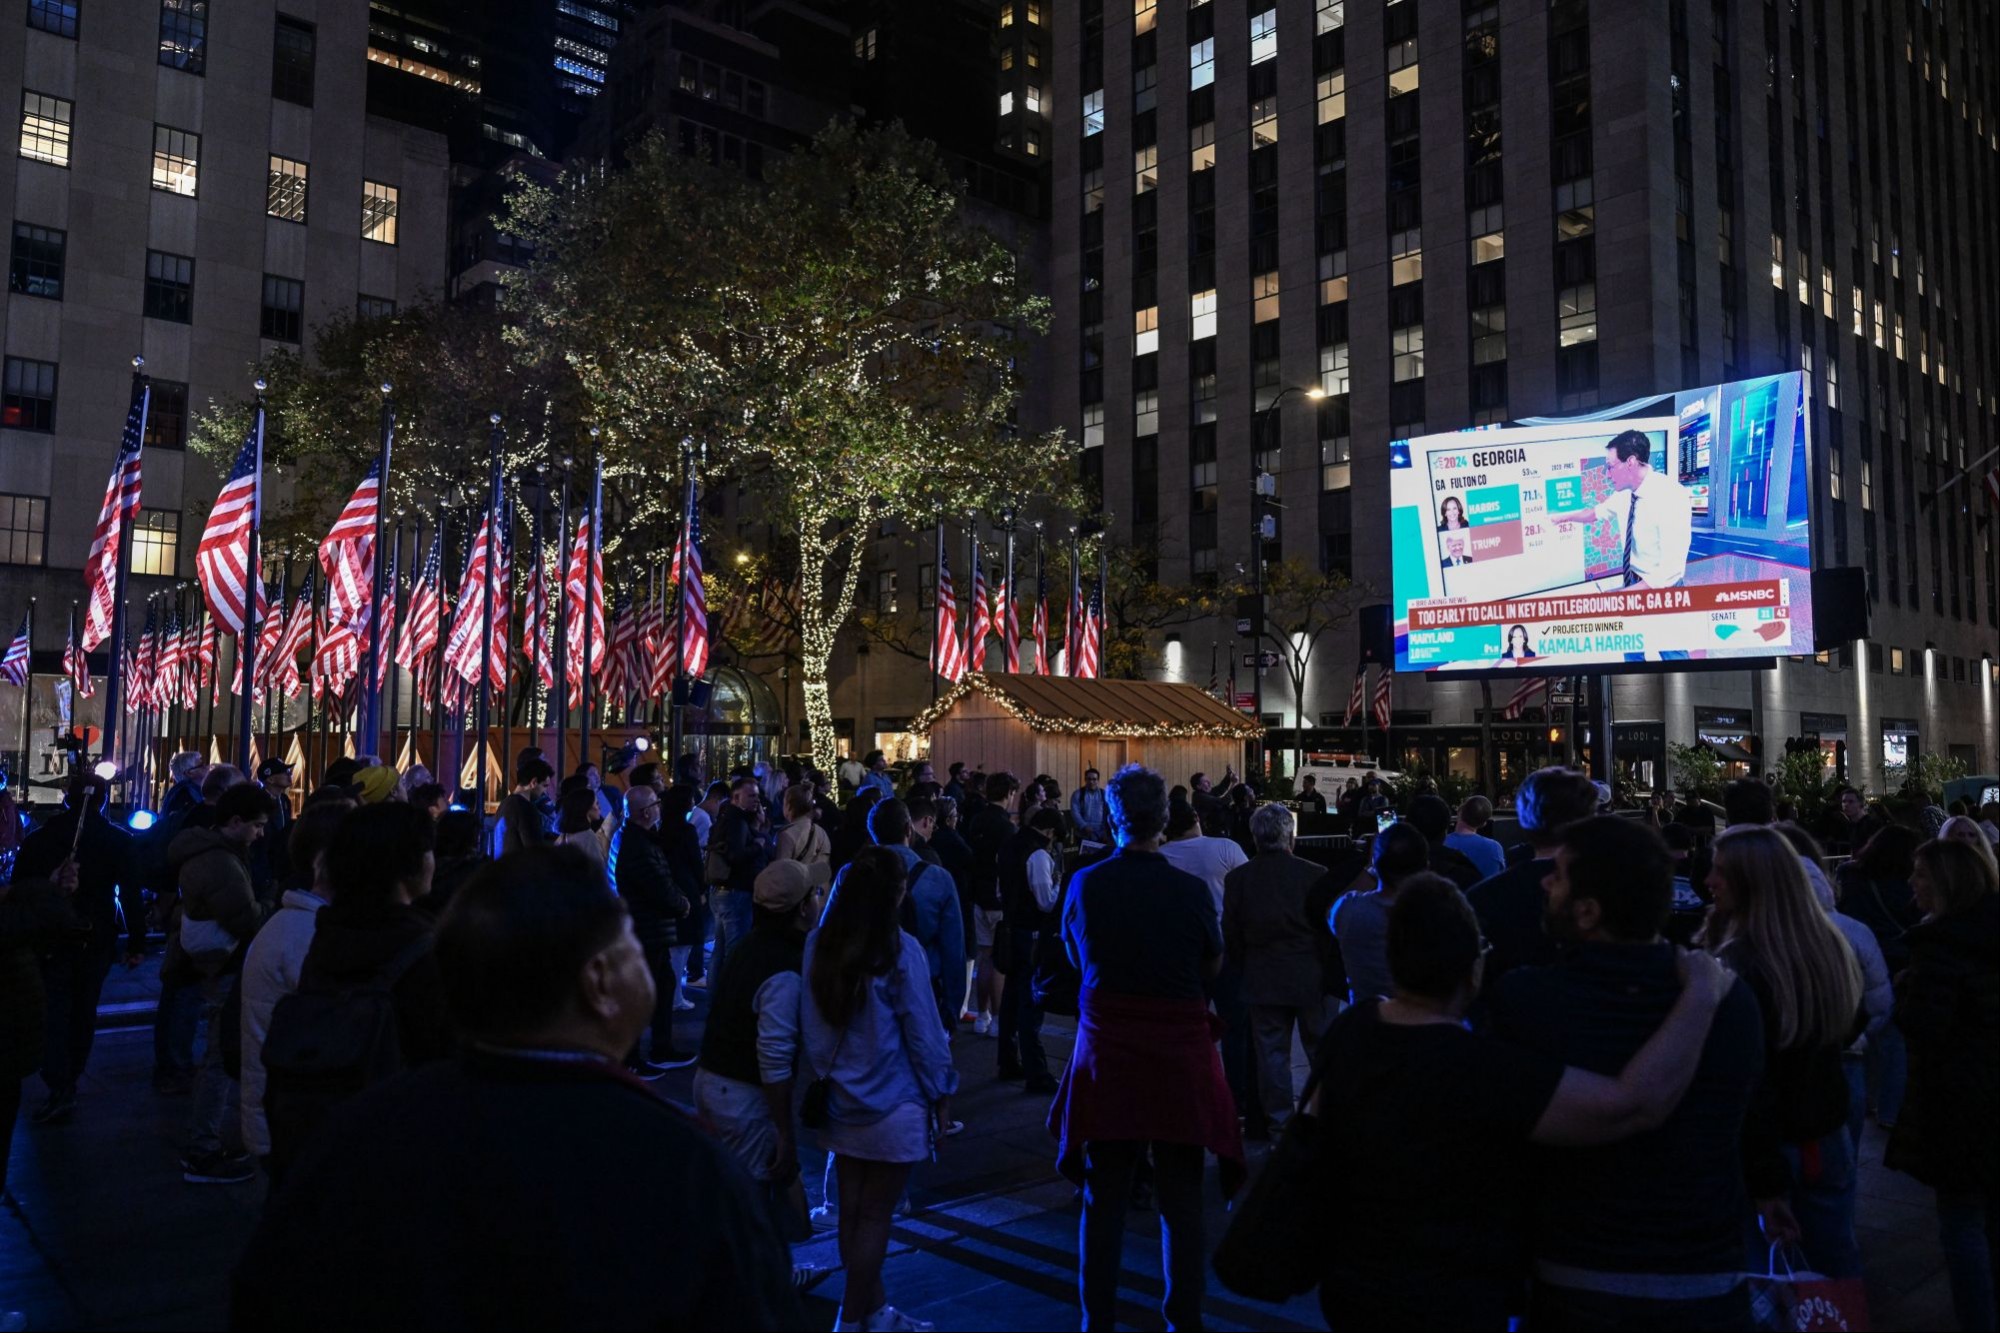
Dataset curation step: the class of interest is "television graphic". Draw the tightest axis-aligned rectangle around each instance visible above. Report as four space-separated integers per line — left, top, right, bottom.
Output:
1390 372 1815 675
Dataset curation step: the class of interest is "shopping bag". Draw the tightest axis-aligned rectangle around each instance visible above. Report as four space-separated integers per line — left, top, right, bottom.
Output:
1746 1244 1871 1332
1212 1071 1333 1301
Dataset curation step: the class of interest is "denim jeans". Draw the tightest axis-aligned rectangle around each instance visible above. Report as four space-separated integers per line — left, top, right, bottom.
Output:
1080 1140 1205 1331
1865 1021 1907 1126
42 942 115 1094
153 971 201 1077
683 896 711 981
996 927 1047 1077
709 888 753 982
1936 1187 1998 1333
182 972 238 1157
1207 963 1255 1123
641 939 677 1060
1843 1052 1868 1151
1779 1128 1862 1279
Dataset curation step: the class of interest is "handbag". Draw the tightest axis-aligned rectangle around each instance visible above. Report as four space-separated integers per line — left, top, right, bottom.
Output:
800 1024 848 1130
1746 1244 1871 1332
1212 1067 1336 1301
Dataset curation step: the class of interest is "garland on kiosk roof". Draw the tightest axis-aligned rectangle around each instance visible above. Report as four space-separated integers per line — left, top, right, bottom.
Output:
909 672 1262 741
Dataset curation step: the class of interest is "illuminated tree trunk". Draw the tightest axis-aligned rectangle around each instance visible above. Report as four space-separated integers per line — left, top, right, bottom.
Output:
795 507 871 775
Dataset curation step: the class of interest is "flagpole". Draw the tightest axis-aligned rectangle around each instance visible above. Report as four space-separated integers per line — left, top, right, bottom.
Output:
1033 523 1044 676
18 596 33 784
551 450 571 782
498 481 514 789
232 381 267 773
430 507 449 780
383 527 402 764
530 502 545 756
357 384 394 753
400 523 419 768
1066 527 1080 676
474 415 501 814
103 358 151 772
666 447 689 770
579 433 601 778
964 516 977 675
67 600 80 741
1003 519 1017 674
931 514 944 702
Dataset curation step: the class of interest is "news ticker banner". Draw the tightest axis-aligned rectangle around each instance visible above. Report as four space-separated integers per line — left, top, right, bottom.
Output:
1404 579 1796 668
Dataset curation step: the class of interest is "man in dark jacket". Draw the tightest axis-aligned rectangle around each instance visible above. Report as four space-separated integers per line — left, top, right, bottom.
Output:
497 759 553 857
616 785 691 1074
1221 802 1336 1132
234 846 803 1331
709 777 771 980
1189 766 1237 838
172 783 275 1184
1467 766 1601 992
19 776 141 1125
963 772 1020 1032
1406 794 1485 890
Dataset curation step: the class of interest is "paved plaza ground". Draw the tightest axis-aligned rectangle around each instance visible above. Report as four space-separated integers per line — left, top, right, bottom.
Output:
0 959 1962 1331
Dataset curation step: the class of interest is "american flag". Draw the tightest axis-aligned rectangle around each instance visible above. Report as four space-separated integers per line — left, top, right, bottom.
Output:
443 511 497 686
1983 464 2000 508
967 545 991 673
198 612 220 706
1000 550 1020 673
1064 547 1083 676
122 630 137 709
679 482 709 681
632 576 662 698
251 582 286 698
1503 673 1553 720
522 546 553 690
0 615 28 687
272 572 317 698
64 619 92 697
932 545 965 682
373 559 401 692
156 607 184 703
395 533 442 695
602 594 636 703
1074 568 1103 680
1030 558 1048 676
177 612 202 708
318 460 381 630
80 378 149 651
1371 668 1393 731
483 511 511 692
1342 669 1365 726
647 555 679 700
195 433 262 635
564 512 605 701
313 602 358 702
128 607 156 704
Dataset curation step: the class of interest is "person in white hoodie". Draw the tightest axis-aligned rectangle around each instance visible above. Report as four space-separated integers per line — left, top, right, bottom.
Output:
238 799 354 1169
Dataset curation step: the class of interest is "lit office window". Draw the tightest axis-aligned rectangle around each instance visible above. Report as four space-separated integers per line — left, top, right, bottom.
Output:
1387 38 1419 95
1317 71 1346 123
1135 0 1156 35
1189 121 1215 171
1250 9 1277 64
1390 230 1422 285
28 0 79 39
362 181 398 244
1190 38 1214 89
1190 290 1218 340
1134 391 1158 437
151 125 199 196
1319 343 1350 396
131 509 180 576
1252 98 1278 146
267 155 307 222
1133 145 1157 193
1253 272 1280 323
1558 283 1598 346
1769 233 1784 289
1392 326 1424 381
1317 0 1344 34
19 92 71 166
1000 90 1015 116
1081 403 1104 448
1134 306 1159 356
1469 205 1504 263
1082 89 1104 135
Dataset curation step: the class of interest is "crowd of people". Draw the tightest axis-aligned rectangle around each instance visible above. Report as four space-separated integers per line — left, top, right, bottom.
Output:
0 739 1996 1331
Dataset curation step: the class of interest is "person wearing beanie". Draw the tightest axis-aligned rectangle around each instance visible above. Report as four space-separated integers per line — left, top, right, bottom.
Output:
353 765 400 806
693 860 825 1192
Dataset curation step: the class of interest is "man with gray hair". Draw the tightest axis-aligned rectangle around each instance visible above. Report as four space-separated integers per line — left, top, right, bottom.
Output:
1223 803 1340 1132
161 751 209 821
1053 764 1238 1331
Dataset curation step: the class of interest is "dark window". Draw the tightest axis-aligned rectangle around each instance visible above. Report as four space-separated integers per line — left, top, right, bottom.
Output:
2 356 57 432
9 222 64 299
144 379 187 450
272 16 314 105
0 493 47 565
260 274 302 342
143 250 194 323
28 0 78 38
356 295 396 321
158 0 205 74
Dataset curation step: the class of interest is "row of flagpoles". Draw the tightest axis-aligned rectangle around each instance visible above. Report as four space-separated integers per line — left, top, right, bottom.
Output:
930 519 1105 688
0 365 722 805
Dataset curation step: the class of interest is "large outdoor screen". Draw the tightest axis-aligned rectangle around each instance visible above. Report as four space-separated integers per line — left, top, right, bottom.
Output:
1390 372 1815 676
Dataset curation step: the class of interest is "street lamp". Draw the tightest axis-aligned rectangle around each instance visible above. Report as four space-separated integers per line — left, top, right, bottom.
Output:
1248 384 1325 776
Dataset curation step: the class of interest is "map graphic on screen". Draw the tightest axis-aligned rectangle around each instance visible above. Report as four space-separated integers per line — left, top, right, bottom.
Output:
1391 372 1816 675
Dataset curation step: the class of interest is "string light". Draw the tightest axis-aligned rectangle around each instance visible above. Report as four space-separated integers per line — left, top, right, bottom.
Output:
911 672 1261 741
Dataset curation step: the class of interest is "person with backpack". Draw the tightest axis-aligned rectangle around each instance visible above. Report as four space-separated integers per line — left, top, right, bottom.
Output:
265 803 451 1179
169 782 276 1185
235 846 804 1330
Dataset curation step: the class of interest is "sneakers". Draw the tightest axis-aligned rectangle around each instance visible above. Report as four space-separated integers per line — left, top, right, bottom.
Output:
625 1061 672 1082
182 1150 257 1185
941 1119 966 1137
673 995 697 1012
653 1049 699 1070
792 1263 833 1294
971 1013 993 1037
866 1307 935 1332
31 1088 76 1125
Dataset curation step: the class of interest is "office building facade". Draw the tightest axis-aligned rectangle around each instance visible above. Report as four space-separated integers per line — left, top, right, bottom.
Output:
0 0 448 778
1001 0 1998 790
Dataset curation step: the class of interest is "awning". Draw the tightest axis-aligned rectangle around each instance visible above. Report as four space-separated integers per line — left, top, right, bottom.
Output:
1705 739 1755 764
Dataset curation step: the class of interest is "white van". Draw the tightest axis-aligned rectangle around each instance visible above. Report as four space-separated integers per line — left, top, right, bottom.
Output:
1294 752 1402 794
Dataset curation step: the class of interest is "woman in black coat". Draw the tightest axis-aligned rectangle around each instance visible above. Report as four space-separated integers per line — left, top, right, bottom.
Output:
1889 838 2000 1333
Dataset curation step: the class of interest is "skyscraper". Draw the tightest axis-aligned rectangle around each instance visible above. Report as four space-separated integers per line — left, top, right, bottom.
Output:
1025 0 1997 787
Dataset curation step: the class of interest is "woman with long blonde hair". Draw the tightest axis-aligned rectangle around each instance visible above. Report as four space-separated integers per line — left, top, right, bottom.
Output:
1704 824 1866 1277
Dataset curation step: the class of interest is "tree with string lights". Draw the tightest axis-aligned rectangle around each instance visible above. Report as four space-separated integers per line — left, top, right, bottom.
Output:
507 123 1074 771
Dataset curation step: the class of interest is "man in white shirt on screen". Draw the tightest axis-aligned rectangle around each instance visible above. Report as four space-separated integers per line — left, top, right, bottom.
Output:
1553 428 1695 589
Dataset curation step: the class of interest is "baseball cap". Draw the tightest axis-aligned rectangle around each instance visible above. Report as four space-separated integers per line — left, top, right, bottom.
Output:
753 859 814 913
256 758 294 781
